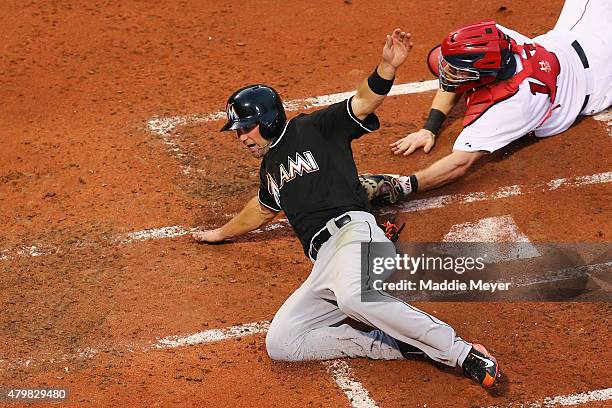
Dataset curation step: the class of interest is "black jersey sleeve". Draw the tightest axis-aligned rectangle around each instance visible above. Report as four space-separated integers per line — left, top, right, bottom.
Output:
311 97 380 142
258 161 282 213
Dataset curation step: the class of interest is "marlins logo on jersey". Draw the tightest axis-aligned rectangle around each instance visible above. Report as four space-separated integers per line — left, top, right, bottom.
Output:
267 151 319 207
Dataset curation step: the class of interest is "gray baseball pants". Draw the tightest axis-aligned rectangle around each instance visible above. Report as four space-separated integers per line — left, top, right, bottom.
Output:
266 211 472 367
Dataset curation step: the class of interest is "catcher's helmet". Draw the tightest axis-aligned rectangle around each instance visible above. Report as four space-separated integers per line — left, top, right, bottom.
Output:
220 84 287 140
426 44 442 77
439 20 515 93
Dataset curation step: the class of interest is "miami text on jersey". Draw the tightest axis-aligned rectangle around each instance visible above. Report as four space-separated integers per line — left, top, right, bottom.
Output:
267 151 320 207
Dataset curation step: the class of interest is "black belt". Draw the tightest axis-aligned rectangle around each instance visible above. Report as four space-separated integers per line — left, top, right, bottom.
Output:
571 40 590 112
308 214 352 261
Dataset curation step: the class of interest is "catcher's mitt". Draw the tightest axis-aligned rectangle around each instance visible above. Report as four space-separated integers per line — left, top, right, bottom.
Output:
359 173 405 205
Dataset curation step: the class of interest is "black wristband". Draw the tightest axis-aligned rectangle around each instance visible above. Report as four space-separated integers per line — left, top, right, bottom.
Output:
423 108 447 135
367 67 394 95
409 175 419 193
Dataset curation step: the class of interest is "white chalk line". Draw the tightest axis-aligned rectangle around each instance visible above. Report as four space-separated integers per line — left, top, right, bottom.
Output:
8 100 612 405
385 170 612 214
1 171 609 262
1 321 271 370
443 215 542 263
146 81 610 176
146 79 438 175
146 80 440 137
119 221 289 243
5 313 610 408
3 81 606 405
485 387 612 408
593 106 612 136
324 360 379 408
0 245 59 261
154 321 270 349
2 320 378 408
543 388 612 407
147 87 610 137
6 219 606 406
443 215 531 243
2 170 608 262
0 218 290 262
4 211 609 406
83 170 612 245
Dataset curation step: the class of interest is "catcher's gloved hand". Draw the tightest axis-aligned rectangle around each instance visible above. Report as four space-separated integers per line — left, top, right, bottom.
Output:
359 173 405 205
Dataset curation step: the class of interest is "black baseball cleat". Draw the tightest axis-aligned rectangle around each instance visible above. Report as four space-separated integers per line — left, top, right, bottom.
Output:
462 343 500 388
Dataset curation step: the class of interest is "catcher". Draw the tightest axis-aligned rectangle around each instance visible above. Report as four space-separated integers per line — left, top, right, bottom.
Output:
361 0 612 203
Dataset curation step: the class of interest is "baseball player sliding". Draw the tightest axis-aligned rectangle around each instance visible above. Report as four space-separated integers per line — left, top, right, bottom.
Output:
193 29 500 389
362 0 612 204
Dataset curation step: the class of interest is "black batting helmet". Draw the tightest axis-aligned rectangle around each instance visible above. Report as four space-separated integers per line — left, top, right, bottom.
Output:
220 84 287 140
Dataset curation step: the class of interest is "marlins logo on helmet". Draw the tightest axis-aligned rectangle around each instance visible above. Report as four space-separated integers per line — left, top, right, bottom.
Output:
227 103 239 122
220 84 287 140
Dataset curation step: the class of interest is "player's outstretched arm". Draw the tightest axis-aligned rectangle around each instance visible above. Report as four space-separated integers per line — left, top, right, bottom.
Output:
391 89 461 156
414 150 486 190
351 28 413 120
192 195 277 243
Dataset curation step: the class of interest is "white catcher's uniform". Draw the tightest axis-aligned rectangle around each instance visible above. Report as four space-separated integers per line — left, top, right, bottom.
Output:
455 0 612 153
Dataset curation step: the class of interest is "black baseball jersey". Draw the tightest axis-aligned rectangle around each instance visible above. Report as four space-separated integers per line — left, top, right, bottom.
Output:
258 97 380 255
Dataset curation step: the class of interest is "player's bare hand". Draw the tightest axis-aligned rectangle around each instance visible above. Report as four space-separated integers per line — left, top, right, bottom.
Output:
390 129 436 156
192 228 226 244
382 28 413 69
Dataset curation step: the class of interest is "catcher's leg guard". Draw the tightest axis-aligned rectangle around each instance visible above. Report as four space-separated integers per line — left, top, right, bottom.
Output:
359 174 405 205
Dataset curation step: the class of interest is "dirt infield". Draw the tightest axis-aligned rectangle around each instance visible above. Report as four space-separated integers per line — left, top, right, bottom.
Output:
1 0 611 406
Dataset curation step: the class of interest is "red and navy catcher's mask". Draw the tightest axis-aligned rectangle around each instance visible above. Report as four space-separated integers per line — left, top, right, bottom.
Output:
437 20 516 93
